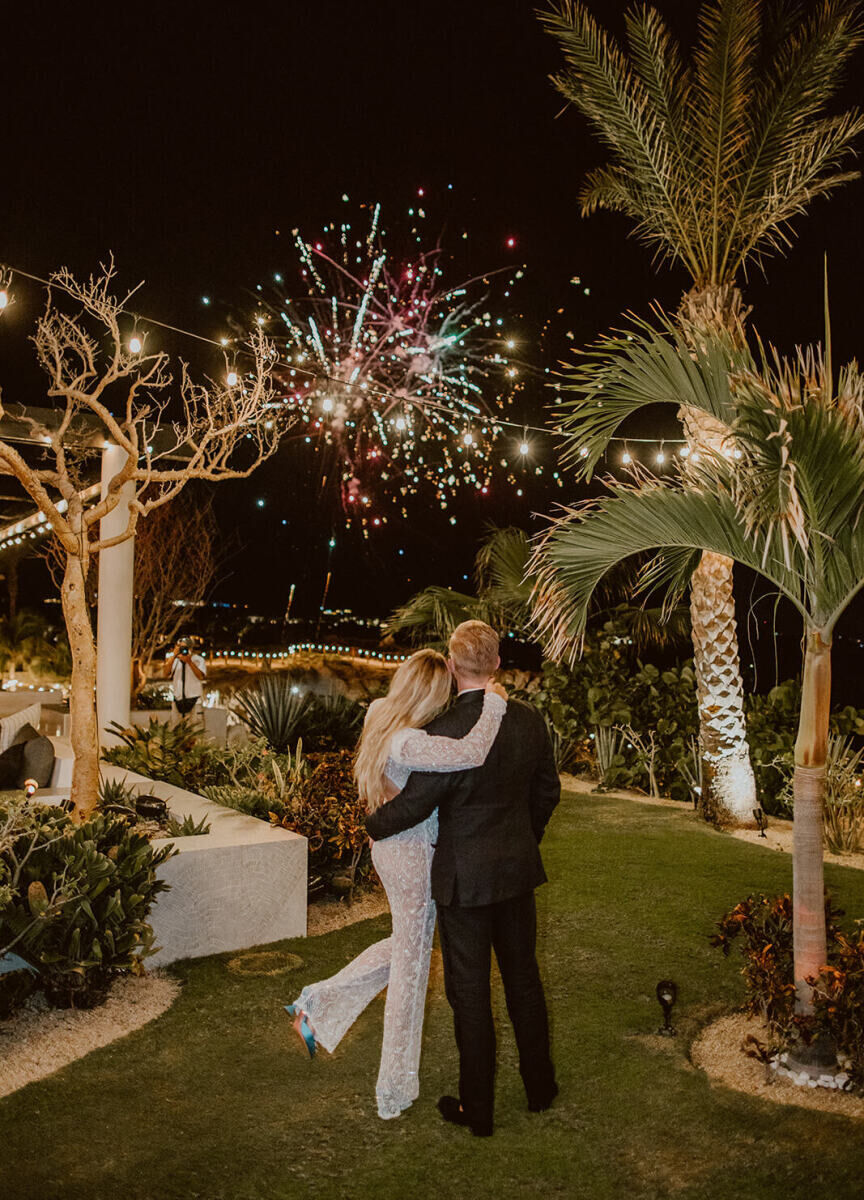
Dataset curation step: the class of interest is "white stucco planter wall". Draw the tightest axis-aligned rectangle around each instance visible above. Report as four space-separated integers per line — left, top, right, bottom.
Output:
99 763 307 966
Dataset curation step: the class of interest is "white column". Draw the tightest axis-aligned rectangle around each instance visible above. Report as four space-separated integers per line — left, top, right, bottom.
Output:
96 444 135 747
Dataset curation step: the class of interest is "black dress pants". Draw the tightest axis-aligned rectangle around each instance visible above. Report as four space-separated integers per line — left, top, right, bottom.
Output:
437 890 555 1128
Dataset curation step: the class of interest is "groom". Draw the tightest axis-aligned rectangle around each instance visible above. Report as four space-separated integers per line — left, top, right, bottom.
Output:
366 620 560 1137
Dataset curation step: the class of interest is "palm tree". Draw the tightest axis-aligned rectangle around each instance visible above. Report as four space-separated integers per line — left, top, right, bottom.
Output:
385 527 533 647
387 524 690 653
540 0 864 818
531 318 864 1011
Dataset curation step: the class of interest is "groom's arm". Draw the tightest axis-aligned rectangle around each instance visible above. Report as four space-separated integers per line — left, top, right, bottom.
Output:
365 769 452 841
528 712 561 844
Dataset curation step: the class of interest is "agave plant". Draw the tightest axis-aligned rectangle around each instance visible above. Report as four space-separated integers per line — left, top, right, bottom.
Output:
231 674 306 753
532 311 864 1012
232 675 363 753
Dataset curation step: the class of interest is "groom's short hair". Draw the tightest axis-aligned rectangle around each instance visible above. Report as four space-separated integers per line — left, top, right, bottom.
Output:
449 620 500 678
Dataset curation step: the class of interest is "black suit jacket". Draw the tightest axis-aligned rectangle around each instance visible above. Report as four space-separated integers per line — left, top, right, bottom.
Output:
365 691 560 907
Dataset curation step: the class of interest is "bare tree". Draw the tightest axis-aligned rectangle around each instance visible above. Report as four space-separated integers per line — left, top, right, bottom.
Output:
131 490 220 698
1 262 290 816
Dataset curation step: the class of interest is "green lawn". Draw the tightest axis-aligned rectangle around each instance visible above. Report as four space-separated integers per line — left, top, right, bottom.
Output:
3 791 864 1200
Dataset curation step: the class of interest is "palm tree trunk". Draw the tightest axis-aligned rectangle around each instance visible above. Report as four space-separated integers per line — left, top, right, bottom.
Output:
792 629 831 1013
61 553 100 818
679 287 757 824
689 550 756 822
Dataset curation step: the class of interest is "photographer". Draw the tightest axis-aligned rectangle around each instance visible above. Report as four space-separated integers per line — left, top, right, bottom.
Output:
164 637 207 723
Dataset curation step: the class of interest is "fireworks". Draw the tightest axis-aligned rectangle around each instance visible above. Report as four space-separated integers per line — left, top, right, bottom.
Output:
248 194 532 528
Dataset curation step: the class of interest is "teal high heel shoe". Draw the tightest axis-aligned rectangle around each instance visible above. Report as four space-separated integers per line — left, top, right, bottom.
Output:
284 1004 317 1058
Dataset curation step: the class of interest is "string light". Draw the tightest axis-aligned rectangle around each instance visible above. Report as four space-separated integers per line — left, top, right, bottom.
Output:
0 291 9 310
226 371 239 387
128 336 142 354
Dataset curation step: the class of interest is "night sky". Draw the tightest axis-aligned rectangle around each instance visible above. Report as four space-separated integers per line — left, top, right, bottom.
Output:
3 1 864 652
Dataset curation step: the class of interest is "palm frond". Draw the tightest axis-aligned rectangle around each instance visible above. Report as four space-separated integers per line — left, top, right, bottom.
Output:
732 110 864 272
384 586 482 647
541 1 704 278
540 0 864 287
555 310 752 478
691 0 762 278
530 481 806 662
719 0 864 277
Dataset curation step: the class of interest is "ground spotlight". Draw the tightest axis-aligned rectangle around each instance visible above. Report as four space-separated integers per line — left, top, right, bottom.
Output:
656 979 678 1037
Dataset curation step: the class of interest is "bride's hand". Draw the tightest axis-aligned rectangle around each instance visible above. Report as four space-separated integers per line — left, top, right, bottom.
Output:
486 680 507 700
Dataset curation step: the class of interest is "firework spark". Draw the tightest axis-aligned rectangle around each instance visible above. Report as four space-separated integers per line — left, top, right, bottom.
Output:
251 195 529 527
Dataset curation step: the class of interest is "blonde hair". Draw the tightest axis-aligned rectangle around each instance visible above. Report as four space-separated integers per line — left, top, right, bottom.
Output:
355 649 453 811
448 620 499 678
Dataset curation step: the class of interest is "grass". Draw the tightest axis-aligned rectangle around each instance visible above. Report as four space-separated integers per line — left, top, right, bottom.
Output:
3 790 864 1200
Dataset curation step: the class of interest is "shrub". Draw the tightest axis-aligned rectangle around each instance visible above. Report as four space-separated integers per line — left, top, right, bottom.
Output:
520 630 864 810
164 813 211 837
135 685 173 711
270 749 372 900
517 628 699 801
202 740 308 821
103 718 216 790
711 892 864 1089
745 683 864 816
0 796 174 1012
810 928 864 1089
777 734 864 853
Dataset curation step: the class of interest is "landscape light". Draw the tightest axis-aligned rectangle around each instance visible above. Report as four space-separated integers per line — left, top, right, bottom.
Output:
656 980 678 1036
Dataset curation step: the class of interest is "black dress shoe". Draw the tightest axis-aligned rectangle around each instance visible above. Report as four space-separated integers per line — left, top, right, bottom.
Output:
437 1095 493 1138
527 1082 559 1112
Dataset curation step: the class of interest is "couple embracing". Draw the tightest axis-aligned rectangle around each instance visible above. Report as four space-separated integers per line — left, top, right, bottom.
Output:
286 620 560 1138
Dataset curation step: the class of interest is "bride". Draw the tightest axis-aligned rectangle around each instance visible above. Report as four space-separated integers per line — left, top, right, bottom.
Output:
285 648 507 1120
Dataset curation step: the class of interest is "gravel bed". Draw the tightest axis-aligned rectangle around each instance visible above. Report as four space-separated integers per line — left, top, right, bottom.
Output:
0 972 180 1100
691 1014 864 1120
306 887 389 936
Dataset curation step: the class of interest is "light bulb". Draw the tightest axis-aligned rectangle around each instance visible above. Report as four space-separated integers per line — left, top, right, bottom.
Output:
128 336 142 354
227 371 239 387
463 433 474 446
622 452 632 465
580 446 589 458
656 451 665 464
679 446 690 458
0 291 9 310
519 441 529 455
322 397 334 412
